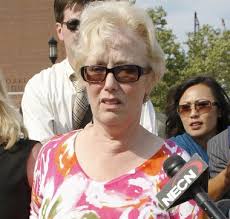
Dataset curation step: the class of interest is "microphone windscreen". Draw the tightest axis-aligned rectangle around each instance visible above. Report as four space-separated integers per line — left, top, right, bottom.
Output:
163 155 186 178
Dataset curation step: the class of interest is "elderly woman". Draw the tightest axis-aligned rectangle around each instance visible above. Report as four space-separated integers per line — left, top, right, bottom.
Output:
30 1 205 218
0 72 41 219
165 76 230 201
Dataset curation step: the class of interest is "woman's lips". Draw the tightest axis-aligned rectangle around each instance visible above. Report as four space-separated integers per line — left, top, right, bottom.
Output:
101 98 121 104
190 121 203 129
101 98 122 110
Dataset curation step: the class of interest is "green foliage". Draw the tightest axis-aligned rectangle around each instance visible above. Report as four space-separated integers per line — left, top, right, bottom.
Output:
147 8 186 111
147 8 230 112
182 26 230 94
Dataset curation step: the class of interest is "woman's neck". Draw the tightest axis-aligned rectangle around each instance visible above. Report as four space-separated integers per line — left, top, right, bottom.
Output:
87 120 143 154
194 137 207 150
193 132 217 150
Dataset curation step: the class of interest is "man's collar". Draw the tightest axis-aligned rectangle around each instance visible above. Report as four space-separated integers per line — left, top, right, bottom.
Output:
64 58 75 77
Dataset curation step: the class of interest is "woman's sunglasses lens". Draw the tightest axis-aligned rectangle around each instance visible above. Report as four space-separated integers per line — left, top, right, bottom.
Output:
178 105 191 115
196 100 211 113
115 66 139 82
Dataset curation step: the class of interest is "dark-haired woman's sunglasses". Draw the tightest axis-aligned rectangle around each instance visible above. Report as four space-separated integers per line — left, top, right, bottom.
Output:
80 64 147 83
177 99 218 117
62 19 80 32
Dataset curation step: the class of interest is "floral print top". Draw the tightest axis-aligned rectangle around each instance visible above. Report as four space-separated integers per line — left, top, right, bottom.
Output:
30 130 205 219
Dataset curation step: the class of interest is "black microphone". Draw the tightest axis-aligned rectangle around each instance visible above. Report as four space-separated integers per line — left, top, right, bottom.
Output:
156 154 227 219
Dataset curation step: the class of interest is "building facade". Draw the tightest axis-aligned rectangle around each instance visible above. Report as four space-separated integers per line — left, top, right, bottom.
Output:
0 0 65 107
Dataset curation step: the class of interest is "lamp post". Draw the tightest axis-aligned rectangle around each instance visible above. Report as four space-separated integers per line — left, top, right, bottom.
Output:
48 36 58 64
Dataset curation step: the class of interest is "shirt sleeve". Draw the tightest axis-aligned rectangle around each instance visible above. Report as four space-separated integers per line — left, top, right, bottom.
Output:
207 129 230 178
21 74 55 143
140 100 158 135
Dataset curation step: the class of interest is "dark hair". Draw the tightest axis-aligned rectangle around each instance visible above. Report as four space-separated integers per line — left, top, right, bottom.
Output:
54 0 96 23
165 76 230 138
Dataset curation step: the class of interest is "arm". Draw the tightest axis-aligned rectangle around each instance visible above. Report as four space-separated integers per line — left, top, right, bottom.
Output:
29 142 47 218
207 128 230 200
21 75 55 143
27 142 42 187
208 163 230 201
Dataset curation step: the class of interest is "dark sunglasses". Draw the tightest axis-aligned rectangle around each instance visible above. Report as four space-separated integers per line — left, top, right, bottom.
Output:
80 64 147 83
177 99 218 117
62 19 80 32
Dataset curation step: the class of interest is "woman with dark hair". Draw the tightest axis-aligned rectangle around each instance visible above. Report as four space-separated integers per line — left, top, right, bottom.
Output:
165 75 230 200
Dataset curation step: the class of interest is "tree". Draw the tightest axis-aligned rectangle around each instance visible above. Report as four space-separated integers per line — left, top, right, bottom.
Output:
146 7 230 111
183 26 230 94
147 7 186 111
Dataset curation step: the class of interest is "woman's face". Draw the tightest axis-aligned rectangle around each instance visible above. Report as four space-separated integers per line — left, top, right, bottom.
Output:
83 29 152 127
178 83 219 143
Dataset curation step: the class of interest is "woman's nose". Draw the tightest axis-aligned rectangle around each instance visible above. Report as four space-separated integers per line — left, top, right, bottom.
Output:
190 105 199 117
104 72 119 91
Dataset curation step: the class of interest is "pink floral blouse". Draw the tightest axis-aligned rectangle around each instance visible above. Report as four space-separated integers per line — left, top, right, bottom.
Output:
30 130 205 219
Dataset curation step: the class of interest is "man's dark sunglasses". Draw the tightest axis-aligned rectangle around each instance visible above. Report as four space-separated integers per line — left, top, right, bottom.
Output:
80 64 147 83
62 19 80 32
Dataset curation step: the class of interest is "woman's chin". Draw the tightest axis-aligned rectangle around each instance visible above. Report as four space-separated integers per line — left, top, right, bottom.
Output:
98 113 126 126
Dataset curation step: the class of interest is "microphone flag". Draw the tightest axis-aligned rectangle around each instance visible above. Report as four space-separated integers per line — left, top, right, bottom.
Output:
156 154 208 210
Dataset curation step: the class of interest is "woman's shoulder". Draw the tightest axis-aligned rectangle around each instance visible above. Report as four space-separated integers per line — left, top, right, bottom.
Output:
18 138 40 147
143 131 190 162
33 130 78 165
43 130 78 147
3 138 39 154
161 139 191 162
147 132 186 155
32 130 81 186
143 134 190 169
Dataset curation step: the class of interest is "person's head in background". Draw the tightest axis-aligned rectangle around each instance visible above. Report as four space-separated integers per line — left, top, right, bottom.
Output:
73 0 165 124
54 0 94 65
0 73 28 149
165 75 230 148
54 0 129 66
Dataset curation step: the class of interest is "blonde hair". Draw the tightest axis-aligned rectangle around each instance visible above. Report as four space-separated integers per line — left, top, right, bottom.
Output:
0 72 28 149
74 0 165 89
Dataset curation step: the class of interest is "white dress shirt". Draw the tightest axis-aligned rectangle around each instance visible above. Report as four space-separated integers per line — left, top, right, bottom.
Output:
22 59 158 143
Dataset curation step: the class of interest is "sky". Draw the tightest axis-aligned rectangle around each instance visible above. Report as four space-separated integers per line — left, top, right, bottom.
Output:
135 0 230 44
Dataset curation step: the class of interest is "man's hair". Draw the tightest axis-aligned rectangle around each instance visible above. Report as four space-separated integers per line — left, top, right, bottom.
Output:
54 0 97 23
0 72 28 149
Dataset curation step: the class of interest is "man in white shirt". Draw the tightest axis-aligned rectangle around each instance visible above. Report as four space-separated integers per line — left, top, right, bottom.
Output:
22 0 158 143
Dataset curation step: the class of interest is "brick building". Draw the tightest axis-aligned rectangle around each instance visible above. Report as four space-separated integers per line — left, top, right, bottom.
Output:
0 0 65 108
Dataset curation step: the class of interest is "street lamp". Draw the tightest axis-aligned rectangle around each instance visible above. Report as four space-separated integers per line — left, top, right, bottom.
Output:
48 36 58 64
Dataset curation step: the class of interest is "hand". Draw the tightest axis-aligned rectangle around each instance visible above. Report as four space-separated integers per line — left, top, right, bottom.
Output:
224 161 230 187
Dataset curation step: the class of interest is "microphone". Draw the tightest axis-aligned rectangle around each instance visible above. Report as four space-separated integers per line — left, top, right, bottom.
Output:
156 154 227 219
